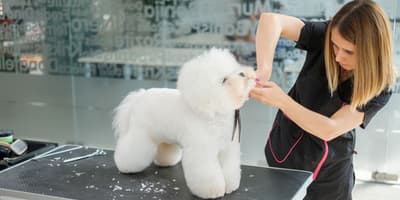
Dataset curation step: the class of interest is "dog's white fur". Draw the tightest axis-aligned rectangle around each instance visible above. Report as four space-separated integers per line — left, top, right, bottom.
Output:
113 48 256 199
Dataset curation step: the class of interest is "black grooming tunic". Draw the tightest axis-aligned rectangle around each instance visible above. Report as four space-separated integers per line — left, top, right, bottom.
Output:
265 21 392 200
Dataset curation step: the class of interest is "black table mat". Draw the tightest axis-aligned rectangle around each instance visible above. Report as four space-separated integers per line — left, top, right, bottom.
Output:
0 145 312 200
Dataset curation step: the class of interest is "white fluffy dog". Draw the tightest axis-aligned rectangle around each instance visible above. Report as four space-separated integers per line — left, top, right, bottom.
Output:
113 48 256 199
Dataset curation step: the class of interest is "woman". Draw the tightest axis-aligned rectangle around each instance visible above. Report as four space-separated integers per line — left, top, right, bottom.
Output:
250 0 397 199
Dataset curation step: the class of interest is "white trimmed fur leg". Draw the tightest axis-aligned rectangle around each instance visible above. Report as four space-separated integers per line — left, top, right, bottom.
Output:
219 141 241 194
114 130 157 173
182 146 226 199
154 142 182 167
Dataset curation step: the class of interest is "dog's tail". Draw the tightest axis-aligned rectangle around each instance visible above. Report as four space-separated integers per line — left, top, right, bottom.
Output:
112 89 146 138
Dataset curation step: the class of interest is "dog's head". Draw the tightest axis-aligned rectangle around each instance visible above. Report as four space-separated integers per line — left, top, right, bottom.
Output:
177 48 256 117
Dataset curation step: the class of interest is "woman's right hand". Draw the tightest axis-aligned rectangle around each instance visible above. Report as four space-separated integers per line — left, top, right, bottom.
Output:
250 80 288 109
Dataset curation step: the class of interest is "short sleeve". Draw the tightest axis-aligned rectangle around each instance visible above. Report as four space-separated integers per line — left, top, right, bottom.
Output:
295 21 328 51
356 90 392 129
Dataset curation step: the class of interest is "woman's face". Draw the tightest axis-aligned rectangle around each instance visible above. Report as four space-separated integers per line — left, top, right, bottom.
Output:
331 27 357 71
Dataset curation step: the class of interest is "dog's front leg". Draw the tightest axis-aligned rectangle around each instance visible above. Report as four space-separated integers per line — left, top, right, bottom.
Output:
219 141 241 194
182 144 225 199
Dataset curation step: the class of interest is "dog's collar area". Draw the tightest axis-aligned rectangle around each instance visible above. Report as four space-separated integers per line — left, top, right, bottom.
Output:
231 109 241 142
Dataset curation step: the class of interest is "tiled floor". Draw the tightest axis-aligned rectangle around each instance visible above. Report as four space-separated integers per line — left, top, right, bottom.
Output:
353 181 400 200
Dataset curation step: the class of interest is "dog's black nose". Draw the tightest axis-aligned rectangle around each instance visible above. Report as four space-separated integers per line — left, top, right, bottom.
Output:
238 72 245 77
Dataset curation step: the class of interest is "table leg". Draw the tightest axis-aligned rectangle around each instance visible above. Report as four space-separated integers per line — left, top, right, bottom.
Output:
84 63 91 78
123 64 132 80
136 66 143 80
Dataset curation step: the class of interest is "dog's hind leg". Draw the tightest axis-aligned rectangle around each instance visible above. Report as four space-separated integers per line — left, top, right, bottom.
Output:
154 142 182 167
114 129 157 173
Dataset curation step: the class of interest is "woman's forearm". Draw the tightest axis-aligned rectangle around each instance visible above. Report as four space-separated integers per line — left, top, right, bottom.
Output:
256 13 281 80
279 95 342 141
251 80 363 141
256 13 304 80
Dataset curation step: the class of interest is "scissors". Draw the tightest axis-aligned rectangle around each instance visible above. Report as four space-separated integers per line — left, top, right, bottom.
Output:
63 149 107 163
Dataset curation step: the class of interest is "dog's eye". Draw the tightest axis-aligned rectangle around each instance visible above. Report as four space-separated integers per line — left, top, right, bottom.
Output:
238 72 245 77
222 77 227 84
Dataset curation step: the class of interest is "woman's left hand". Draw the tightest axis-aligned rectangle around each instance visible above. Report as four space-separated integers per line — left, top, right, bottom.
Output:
250 80 288 108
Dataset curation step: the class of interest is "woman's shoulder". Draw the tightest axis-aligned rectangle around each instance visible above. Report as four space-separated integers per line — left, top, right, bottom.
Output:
360 89 392 110
295 21 328 51
356 88 393 129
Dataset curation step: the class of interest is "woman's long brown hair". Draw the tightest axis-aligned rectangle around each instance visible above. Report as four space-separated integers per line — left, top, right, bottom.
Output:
324 0 397 109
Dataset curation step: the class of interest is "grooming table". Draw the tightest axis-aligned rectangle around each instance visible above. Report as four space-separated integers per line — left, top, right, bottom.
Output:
0 145 312 200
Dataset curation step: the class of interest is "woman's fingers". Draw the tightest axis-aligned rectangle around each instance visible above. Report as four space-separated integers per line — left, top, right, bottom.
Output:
249 91 262 101
250 88 266 101
255 80 275 88
251 81 285 108
250 87 263 94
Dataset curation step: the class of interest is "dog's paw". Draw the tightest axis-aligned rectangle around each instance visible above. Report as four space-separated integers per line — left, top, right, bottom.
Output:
154 143 182 167
225 175 240 194
221 162 241 194
188 178 225 199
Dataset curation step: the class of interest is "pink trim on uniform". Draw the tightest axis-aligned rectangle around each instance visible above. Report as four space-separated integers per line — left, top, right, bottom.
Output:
310 102 343 179
268 121 304 164
312 140 329 180
267 112 331 180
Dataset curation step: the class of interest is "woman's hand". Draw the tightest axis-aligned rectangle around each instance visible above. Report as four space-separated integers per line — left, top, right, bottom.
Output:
250 80 288 108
